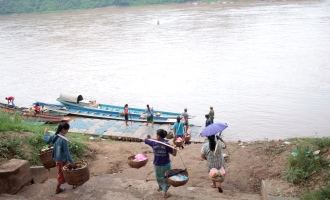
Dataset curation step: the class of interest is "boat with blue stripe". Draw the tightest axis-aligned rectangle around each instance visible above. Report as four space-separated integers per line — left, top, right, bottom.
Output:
35 101 176 124
55 94 182 120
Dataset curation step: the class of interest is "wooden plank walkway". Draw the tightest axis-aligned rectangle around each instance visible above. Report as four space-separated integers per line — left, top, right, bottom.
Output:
69 118 205 143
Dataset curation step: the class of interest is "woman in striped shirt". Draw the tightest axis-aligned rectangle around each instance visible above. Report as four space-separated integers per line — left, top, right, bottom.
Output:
201 135 225 193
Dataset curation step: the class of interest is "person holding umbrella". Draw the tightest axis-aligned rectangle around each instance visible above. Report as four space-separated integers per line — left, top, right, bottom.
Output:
200 123 228 193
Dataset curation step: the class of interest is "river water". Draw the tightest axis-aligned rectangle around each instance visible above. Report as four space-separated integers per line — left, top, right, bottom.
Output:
0 0 329 141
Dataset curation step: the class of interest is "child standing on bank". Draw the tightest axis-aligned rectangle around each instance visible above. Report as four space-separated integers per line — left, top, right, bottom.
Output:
123 104 129 126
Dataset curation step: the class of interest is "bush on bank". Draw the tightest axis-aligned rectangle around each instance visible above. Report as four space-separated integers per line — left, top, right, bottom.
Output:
0 111 86 165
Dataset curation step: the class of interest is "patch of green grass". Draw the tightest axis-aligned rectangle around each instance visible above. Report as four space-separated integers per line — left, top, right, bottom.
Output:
69 140 87 160
0 136 27 160
285 145 329 184
301 183 330 200
300 138 330 149
0 111 50 133
68 132 90 143
0 111 87 165
289 137 330 150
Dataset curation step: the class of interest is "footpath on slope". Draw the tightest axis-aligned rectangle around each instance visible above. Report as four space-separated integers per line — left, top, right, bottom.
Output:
0 139 304 199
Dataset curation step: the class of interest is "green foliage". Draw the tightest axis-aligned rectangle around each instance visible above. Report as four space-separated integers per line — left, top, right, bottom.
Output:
28 131 49 165
0 0 193 14
0 136 26 160
0 111 86 165
285 146 328 184
301 138 330 149
301 183 330 200
290 137 330 150
69 140 86 160
0 111 48 133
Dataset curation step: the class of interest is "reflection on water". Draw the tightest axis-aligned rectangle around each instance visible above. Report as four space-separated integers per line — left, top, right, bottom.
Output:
0 0 329 140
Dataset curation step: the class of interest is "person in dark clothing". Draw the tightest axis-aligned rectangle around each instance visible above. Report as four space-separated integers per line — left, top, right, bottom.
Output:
205 114 212 127
145 129 177 198
209 107 215 124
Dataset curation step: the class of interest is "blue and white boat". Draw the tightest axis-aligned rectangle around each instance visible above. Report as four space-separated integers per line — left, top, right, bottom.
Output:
56 94 182 120
35 100 176 124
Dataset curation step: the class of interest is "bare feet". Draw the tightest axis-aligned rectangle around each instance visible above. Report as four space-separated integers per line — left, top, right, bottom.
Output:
163 192 171 198
55 188 65 194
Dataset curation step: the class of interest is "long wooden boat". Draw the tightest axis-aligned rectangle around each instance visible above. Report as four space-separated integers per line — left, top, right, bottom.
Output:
0 102 70 124
0 102 25 113
36 102 176 124
56 94 182 120
21 112 70 124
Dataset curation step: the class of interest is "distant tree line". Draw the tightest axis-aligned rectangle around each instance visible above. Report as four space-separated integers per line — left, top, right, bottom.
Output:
0 0 192 14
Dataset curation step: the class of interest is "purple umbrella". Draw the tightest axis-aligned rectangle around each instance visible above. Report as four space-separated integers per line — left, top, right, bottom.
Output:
200 122 228 137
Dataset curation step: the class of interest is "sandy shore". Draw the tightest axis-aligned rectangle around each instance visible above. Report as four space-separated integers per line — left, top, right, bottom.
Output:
85 139 293 193
1 137 320 199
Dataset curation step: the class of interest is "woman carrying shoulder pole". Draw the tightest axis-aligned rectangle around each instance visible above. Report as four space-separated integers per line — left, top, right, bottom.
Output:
51 122 74 194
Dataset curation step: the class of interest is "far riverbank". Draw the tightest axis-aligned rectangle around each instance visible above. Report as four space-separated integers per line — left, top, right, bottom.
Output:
1 0 210 15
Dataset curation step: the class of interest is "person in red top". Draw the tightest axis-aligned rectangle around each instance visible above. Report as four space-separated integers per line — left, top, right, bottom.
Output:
33 103 41 114
123 104 129 126
5 96 15 107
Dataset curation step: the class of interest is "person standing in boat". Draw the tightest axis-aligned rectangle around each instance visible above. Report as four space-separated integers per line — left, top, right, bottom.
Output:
5 96 15 107
33 103 42 114
181 108 189 133
123 104 129 126
205 114 212 127
145 104 154 126
51 122 74 194
209 107 215 124
145 129 177 198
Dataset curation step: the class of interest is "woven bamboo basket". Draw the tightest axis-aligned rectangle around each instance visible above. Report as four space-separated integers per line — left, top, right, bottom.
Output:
166 132 174 139
39 147 56 169
127 155 148 169
63 161 90 186
165 169 189 187
173 139 183 148
211 175 225 183
184 135 191 143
